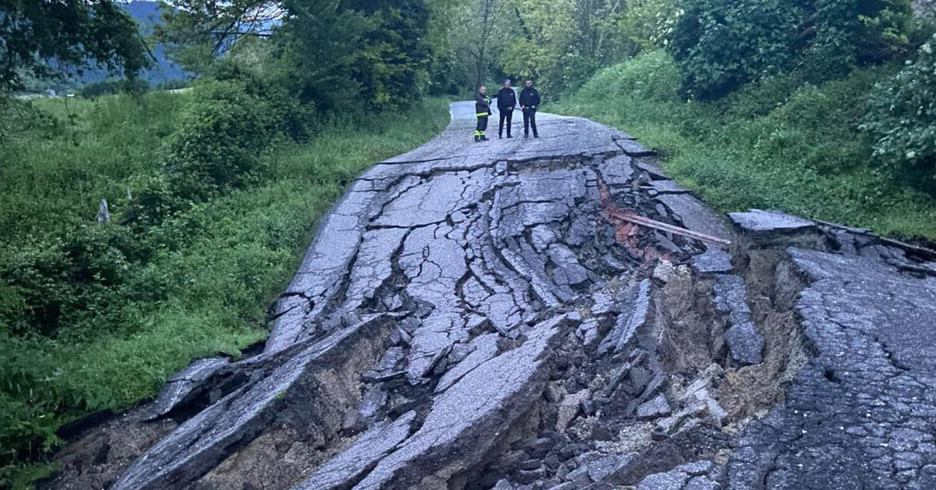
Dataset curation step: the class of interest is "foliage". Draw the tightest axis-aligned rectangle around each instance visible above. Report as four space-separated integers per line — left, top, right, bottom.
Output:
157 0 437 110
801 0 915 79
78 79 151 98
0 0 149 92
154 0 281 74
345 0 435 106
267 0 370 113
159 76 284 201
0 92 450 483
668 0 807 99
668 0 917 99
501 0 628 95
862 34 936 192
556 50 936 238
615 0 682 50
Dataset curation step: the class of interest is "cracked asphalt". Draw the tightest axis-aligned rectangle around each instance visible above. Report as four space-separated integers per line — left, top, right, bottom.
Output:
41 103 936 490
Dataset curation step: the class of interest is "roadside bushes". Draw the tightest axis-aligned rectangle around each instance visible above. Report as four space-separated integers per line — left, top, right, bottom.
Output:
137 69 312 219
162 79 280 200
863 34 936 191
669 0 805 99
78 78 150 98
668 0 918 99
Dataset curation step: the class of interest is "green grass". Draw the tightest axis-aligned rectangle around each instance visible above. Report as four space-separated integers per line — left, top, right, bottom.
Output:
553 50 936 239
0 92 451 485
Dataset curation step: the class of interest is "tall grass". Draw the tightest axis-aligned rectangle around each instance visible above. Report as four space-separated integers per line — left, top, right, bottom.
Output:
554 50 936 239
0 93 451 486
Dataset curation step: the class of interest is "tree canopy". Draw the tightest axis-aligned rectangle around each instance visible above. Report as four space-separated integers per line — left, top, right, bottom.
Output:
0 0 150 92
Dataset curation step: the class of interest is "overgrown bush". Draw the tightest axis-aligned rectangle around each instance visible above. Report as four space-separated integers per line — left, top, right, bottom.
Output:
863 34 936 191
160 76 291 201
617 0 682 50
0 224 141 339
78 78 150 98
669 0 917 99
594 50 681 102
669 0 805 99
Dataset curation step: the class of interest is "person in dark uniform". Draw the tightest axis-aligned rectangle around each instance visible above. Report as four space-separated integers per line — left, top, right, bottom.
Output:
496 79 517 139
519 78 541 139
475 85 491 143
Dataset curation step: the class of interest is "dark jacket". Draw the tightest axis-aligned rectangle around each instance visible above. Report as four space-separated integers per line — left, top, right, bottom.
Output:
496 87 517 111
519 86 541 109
475 92 491 116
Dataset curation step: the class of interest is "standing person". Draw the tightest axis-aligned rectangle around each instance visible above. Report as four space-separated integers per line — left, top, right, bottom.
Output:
519 78 541 139
475 85 491 143
496 79 517 139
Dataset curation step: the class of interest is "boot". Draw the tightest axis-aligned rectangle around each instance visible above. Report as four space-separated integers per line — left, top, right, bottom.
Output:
499 134 503 139
507 133 513 139
475 135 480 143
481 135 489 141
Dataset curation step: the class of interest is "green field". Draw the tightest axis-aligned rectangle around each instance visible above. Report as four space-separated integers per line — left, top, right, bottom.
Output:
0 92 450 484
554 50 936 240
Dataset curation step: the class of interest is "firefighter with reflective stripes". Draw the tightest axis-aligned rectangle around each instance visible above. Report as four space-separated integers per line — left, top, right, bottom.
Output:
475 85 491 142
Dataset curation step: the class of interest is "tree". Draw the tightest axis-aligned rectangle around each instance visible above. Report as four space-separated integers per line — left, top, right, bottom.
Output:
446 0 509 87
155 0 281 74
0 0 149 92
343 0 435 106
668 0 916 99
862 34 936 191
668 0 807 99
499 0 626 95
272 0 371 112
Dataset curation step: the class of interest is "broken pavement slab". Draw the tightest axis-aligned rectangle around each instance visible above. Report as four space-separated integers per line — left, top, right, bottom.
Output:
713 275 764 366
729 209 815 233
353 314 576 489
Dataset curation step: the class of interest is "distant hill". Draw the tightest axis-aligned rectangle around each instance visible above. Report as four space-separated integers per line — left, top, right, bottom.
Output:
23 1 189 93
114 1 190 85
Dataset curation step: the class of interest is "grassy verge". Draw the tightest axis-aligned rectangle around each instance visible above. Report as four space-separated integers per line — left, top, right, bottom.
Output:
553 50 936 239
0 92 451 486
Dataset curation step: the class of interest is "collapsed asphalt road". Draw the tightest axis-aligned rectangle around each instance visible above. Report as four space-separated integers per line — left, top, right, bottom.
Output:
43 103 936 490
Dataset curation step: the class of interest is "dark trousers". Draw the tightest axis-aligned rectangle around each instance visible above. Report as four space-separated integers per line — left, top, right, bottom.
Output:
523 108 538 137
475 114 488 138
498 109 513 137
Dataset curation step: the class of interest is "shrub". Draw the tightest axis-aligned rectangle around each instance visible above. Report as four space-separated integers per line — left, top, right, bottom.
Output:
617 0 682 50
0 224 140 339
801 0 914 80
161 78 284 200
78 79 150 99
862 34 936 191
600 50 681 102
669 0 806 99
669 0 916 99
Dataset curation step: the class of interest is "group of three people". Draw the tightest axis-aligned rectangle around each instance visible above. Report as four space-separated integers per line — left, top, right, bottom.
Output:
474 78 541 142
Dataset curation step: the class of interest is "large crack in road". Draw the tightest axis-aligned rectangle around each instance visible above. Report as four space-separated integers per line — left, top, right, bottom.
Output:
42 103 936 490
